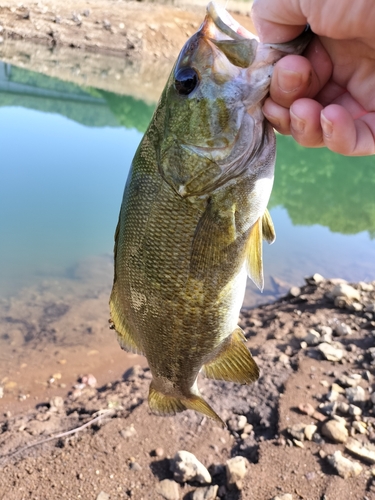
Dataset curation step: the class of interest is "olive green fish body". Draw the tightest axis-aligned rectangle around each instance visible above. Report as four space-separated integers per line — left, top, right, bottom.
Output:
110 2 311 422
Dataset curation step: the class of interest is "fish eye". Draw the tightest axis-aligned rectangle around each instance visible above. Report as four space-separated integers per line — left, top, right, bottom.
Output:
174 67 199 96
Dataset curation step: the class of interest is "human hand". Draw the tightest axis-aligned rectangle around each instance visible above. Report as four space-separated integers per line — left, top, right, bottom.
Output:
251 0 375 155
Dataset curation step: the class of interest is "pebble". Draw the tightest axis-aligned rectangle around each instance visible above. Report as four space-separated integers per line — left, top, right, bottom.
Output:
331 283 360 301
278 353 290 365
346 386 366 403
272 495 293 500
318 325 333 337
334 323 352 336
153 447 164 457
326 450 363 479
331 383 345 394
287 423 306 441
226 456 248 490
129 462 142 471
359 282 374 292
317 342 344 362
120 425 137 439
171 451 211 484
352 421 367 434
349 404 362 416
0 386 3 399
338 373 362 387
304 329 320 346
298 402 315 416
289 286 301 297
326 390 339 402
191 485 218 500
304 425 317 441
227 415 247 432
321 419 348 443
337 402 350 414
345 438 375 463
49 396 64 410
309 273 325 284
156 479 180 500
96 492 110 500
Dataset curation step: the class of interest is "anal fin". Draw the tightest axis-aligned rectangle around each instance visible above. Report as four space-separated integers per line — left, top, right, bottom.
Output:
148 383 224 426
202 327 259 384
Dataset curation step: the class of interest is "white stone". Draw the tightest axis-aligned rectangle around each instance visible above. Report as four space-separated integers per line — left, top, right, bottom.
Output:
191 485 218 500
327 450 362 479
96 493 110 500
304 425 317 441
317 342 344 362
226 456 247 490
272 494 293 500
352 421 367 434
171 451 211 484
346 386 366 403
345 438 375 463
334 323 352 336
304 329 321 346
321 419 348 443
156 479 180 500
227 415 247 432
349 404 362 416
331 284 360 301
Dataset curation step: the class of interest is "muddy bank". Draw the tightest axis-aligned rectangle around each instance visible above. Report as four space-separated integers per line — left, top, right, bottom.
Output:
1 277 375 499
0 1 254 103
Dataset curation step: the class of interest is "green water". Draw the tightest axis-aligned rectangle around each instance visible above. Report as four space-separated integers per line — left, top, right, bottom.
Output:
0 62 374 304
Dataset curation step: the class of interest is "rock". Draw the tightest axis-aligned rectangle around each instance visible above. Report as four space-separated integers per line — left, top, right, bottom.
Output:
156 479 180 500
326 390 339 402
304 425 318 441
298 402 315 416
359 282 374 292
352 421 367 434
337 402 350 414
334 323 352 336
289 286 301 297
271 495 293 500
227 415 247 432
338 373 362 387
0 386 3 399
287 423 306 441
171 451 211 484
96 493 110 500
307 273 325 284
318 326 333 337
191 485 219 500
226 456 248 490
304 329 321 346
326 450 363 479
331 284 360 301
153 447 164 457
346 386 366 403
365 303 375 313
345 438 375 463
349 404 362 416
120 425 137 439
317 342 344 362
278 353 290 365
321 419 348 443
331 383 345 394
129 462 142 471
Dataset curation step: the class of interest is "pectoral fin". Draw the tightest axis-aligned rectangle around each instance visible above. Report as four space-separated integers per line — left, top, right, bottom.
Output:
262 209 276 244
148 383 224 425
202 327 259 384
246 217 264 291
190 198 236 278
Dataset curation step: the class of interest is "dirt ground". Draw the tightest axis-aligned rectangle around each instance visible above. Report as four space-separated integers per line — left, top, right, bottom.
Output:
1 277 375 500
1 2 375 500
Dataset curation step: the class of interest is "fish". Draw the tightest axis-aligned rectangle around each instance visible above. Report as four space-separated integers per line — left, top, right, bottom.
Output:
109 2 311 424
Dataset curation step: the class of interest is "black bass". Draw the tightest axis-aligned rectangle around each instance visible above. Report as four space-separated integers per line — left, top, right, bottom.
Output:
110 2 310 424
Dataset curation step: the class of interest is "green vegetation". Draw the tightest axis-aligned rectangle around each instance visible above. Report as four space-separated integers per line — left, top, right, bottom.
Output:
270 136 375 238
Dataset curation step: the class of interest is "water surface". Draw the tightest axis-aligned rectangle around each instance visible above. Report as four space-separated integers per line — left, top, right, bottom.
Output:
0 61 374 407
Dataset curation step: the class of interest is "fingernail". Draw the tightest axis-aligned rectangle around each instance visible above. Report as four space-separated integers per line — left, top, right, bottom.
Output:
321 114 333 138
262 107 280 128
277 69 303 93
290 110 305 133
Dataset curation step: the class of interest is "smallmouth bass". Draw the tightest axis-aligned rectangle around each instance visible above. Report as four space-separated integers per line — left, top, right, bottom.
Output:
110 2 311 424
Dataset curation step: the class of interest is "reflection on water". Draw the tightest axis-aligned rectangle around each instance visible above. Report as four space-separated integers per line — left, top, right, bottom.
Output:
0 60 374 406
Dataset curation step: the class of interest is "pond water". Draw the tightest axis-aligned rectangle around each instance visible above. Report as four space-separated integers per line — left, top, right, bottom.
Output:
0 60 374 409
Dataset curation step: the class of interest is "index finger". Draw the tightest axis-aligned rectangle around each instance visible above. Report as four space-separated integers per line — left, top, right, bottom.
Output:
251 0 307 42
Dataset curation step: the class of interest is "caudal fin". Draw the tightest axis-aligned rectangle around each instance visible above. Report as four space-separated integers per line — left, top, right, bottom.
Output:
148 383 224 426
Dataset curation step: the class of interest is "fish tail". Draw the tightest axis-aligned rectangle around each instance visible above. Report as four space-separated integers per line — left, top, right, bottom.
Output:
148 383 225 426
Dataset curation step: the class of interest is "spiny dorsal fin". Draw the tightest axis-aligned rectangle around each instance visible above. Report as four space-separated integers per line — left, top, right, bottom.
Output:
262 209 276 244
202 327 259 384
109 287 144 355
148 383 224 425
246 217 264 291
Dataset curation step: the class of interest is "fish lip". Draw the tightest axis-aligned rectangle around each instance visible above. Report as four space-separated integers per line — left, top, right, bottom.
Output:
205 1 257 41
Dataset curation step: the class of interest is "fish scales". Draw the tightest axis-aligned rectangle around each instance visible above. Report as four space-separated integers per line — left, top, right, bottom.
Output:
110 2 312 423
